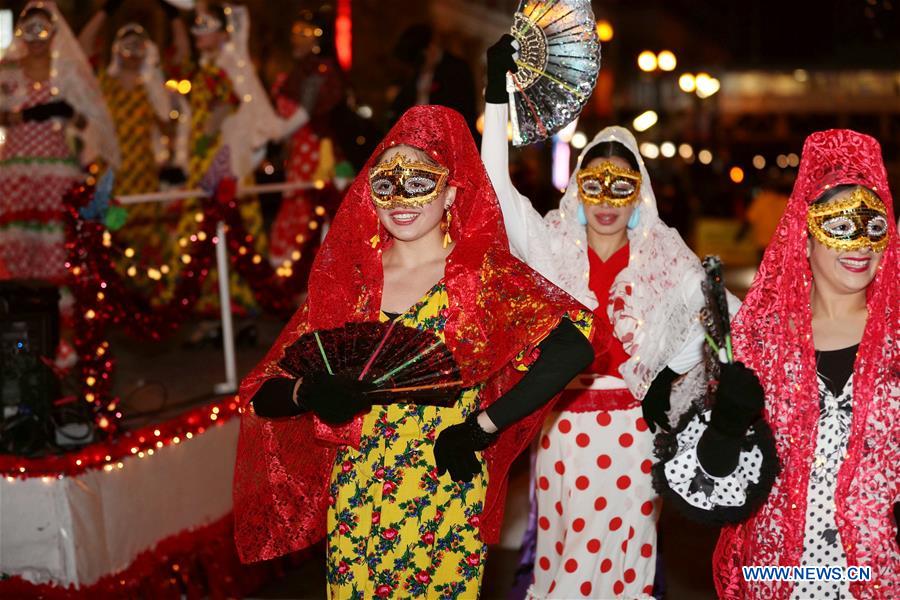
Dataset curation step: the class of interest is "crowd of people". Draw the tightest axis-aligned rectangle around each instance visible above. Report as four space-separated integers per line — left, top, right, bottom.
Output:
1 2 896 599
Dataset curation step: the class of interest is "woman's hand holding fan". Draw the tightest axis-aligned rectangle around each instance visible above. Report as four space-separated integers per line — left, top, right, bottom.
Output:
278 321 465 421
297 373 374 424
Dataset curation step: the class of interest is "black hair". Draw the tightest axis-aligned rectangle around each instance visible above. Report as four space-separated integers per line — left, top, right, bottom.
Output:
200 3 229 28
20 6 53 22
295 6 336 59
812 183 880 205
394 24 433 65
581 141 640 172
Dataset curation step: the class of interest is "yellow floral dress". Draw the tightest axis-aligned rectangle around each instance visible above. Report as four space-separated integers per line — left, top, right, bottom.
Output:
100 73 168 271
327 282 486 599
325 282 590 599
100 73 159 196
171 62 264 312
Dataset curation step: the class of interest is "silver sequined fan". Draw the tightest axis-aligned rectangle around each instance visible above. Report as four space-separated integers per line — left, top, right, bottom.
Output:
507 0 601 146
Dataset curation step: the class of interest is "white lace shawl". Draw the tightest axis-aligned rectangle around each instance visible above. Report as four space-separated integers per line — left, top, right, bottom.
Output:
481 104 716 416
214 4 307 179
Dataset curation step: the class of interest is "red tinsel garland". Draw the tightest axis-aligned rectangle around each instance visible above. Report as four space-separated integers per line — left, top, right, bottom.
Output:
0 397 239 479
0 512 311 600
60 179 341 433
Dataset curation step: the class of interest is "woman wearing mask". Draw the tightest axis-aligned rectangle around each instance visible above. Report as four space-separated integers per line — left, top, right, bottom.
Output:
234 105 595 598
481 36 724 599
658 129 898 599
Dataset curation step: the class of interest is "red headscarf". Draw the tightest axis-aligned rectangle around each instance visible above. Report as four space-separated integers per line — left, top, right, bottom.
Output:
713 130 899 599
233 106 590 563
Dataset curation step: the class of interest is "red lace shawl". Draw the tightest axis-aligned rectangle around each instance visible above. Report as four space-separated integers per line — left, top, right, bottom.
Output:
233 106 590 563
713 129 899 599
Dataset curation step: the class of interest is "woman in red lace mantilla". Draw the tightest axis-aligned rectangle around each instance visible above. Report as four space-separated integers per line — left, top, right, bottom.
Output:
658 129 898 599
233 105 594 598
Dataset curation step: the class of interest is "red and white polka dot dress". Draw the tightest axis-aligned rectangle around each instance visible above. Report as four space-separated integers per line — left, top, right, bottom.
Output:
528 388 659 599
528 244 658 599
269 124 319 266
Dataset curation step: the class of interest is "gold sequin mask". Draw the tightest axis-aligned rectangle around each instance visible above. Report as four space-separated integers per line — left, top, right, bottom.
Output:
191 13 224 36
117 26 148 60
576 161 642 207
807 187 890 253
368 154 450 210
17 14 56 43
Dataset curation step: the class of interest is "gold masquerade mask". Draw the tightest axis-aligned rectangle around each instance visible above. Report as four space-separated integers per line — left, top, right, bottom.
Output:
191 13 224 36
117 26 148 60
807 187 890 253
368 153 450 210
576 161 642 207
16 14 56 43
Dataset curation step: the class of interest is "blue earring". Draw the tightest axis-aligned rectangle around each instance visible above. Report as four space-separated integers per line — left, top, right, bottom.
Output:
576 203 588 226
627 207 640 230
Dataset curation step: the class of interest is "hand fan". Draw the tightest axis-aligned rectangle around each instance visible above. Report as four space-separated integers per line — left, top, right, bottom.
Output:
700 256 734 364
508 0 601 146
277 321 464 406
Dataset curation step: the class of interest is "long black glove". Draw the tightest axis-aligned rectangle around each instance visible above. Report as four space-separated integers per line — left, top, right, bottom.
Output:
485 34 518 104
643 366 678 433
22 101 75 123
158 0 180 21
159 166 188 186
297 372 373 425
102 0 126 16
252 378 303 418
697 362 765 477
434 413 499 483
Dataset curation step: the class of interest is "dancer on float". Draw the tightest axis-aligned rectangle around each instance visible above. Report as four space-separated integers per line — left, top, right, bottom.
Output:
79 0 189 266
173 2 305 336
269 9 346 268
0 1 119 282
481 36 728 599
233 105 595 598
657 129 898 599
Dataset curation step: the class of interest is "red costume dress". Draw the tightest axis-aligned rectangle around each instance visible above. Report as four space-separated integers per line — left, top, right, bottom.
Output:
269 56 344 266
233 106 591 597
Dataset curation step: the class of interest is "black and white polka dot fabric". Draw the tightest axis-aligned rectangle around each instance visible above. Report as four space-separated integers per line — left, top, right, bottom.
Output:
664 410 765 511
792 376 853 600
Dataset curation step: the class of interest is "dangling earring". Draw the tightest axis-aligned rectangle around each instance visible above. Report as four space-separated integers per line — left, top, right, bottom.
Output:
627 206 640 230
576 203 588 226
442 208 453 248
370 220 382 248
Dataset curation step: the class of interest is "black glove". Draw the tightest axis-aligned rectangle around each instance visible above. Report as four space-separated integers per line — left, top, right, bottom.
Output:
434 412 499 483
21 101 75 123
643 366 678 433
697 362 765 477
894 502 899 549
297 372 373 425
485 34 518 104
102 0 126 16
159 166 187 185
252 378 304 418
158 0 180 21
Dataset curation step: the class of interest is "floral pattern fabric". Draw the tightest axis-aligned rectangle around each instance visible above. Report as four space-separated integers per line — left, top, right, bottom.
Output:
326 282 487 599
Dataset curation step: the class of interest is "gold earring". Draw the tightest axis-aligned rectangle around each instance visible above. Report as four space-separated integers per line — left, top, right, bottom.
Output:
442 209 453 248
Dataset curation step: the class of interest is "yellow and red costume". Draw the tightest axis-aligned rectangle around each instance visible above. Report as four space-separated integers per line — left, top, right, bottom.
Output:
234 106 591 598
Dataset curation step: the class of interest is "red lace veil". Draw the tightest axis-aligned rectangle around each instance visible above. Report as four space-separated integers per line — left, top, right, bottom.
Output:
714 129 899 599
233 106 589 563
